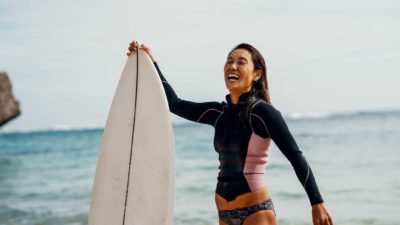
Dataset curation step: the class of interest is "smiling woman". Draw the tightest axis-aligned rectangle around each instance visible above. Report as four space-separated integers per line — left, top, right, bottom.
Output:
224 45 268 104
127 41 333 225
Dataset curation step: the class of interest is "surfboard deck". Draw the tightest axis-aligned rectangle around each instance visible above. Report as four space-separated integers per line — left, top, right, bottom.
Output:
88 49 175 225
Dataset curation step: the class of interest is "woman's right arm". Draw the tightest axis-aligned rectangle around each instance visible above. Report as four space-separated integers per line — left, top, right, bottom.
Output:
127 41 223 127
153 61 223 127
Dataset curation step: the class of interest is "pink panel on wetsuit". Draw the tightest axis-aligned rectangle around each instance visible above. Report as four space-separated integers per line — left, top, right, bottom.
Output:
244 133 272 191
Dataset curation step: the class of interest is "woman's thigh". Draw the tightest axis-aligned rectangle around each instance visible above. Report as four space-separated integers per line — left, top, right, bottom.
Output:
243 209 276 225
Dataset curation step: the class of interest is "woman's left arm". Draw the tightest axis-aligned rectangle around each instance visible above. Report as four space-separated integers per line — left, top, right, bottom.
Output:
250 102 333 225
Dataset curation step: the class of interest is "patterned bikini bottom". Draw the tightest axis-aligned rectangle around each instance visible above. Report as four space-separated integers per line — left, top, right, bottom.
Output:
218 199 275 225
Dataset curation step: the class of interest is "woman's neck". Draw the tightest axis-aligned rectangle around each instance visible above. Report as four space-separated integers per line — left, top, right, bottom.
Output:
229 93 240 104
229 87 252 104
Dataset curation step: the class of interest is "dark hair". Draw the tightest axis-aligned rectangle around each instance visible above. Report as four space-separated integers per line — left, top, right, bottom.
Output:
228 43 272 129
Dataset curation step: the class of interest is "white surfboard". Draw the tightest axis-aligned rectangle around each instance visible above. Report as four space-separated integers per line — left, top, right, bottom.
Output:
88 49 175 225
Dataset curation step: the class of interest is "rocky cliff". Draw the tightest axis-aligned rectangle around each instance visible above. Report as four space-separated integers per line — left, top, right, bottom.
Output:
0 72 21 127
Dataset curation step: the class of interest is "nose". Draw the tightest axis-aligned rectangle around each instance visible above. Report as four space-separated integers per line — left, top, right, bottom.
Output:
228 62 237 71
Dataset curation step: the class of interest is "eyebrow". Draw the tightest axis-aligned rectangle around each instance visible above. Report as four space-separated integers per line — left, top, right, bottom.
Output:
227 56 249 62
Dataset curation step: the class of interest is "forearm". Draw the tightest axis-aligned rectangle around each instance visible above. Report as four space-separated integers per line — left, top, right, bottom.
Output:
153 61 181 111
287 152 324 205
273 127 324 205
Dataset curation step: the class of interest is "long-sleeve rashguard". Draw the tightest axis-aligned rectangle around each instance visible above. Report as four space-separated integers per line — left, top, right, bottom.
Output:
154 62 324 205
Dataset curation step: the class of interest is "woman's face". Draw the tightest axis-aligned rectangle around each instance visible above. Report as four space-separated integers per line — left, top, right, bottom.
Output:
224 48 261 95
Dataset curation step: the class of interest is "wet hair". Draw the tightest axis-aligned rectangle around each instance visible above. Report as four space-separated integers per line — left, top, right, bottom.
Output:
228 43 272 129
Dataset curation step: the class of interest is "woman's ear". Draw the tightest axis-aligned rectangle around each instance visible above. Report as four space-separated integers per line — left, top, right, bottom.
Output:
253 70 262 81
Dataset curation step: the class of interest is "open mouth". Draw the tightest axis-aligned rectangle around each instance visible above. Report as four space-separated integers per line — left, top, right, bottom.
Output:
227 73 239 81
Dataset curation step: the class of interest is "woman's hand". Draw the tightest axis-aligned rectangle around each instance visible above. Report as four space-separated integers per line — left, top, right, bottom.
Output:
312 203 333 225
127 40 155 62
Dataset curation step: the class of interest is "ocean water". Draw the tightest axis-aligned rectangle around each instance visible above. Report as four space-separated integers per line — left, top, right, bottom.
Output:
0 110 399 225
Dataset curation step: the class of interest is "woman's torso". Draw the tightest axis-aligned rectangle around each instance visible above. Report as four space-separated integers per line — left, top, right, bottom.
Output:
212 93 273 205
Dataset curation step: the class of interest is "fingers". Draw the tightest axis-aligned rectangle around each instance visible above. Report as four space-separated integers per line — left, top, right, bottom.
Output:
324 206 333 225
130 40 138 48
312 217 321 225
313 216 333 225
140 43 150 51
328 215 334 225
127 40 139 56
126 41 154 61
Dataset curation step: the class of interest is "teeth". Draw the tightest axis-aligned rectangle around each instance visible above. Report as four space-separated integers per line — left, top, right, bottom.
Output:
228 74 239 80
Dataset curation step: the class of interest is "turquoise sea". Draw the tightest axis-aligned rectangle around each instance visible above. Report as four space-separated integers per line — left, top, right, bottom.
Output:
0 110 399 225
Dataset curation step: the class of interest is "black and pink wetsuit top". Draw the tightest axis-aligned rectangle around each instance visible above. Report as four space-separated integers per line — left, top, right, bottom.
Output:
154 62 324 206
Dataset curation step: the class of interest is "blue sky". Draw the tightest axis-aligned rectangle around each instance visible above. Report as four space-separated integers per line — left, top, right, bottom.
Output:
1 0 399 131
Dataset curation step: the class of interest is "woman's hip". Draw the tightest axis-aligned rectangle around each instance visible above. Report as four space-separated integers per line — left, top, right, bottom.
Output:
215 187 272 210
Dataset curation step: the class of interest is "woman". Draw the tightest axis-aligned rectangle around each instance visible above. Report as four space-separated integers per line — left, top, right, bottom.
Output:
127 41 333 225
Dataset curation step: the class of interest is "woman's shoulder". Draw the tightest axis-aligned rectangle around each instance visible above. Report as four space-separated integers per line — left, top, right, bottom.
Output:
199 100 226 113
250 99 280 116
249 100 288 136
